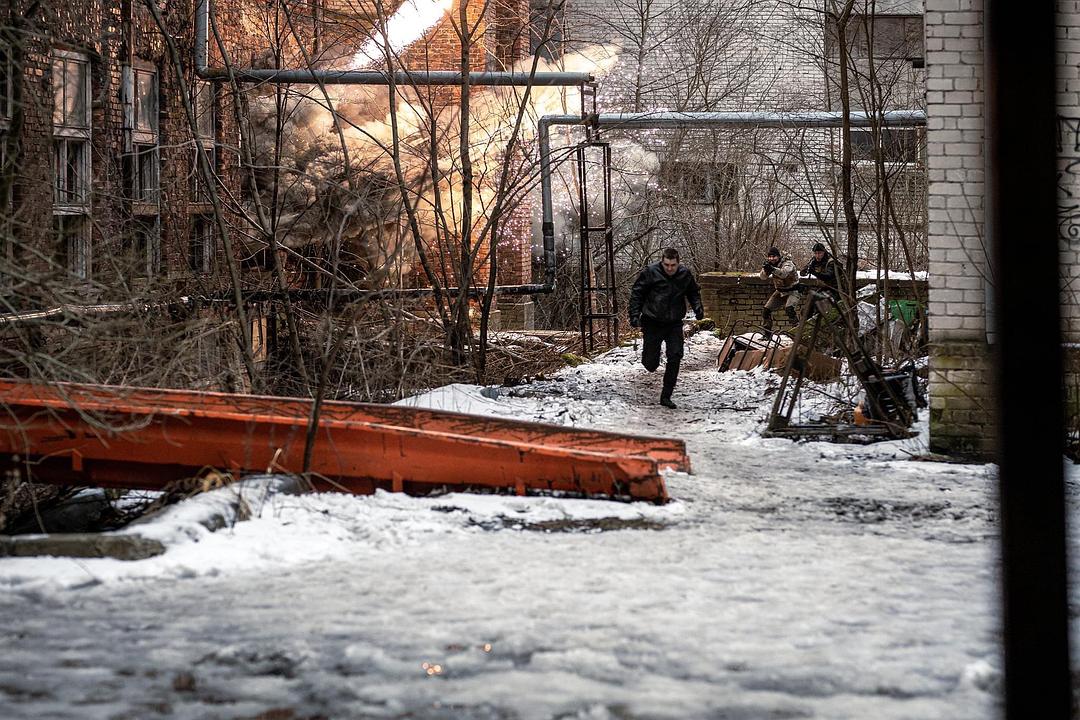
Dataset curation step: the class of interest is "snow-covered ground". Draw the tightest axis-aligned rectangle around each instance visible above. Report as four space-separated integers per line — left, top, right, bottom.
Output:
0 331 1069 719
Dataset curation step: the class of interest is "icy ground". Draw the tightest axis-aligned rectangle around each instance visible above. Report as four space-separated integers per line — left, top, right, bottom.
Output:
0 331 1071 719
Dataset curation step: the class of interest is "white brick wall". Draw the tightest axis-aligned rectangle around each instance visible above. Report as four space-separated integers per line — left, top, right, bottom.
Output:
927 0 1080 344
926 0 1080 454
561 0 826 112
925 0 986 342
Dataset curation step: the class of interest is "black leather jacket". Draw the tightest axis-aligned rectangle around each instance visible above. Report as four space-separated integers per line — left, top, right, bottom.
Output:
802 253 838 289
629 262 704 325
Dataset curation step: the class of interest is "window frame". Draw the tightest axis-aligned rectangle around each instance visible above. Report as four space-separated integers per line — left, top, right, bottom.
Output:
660 159 740 206
124 61 160 206
191 79 218 202
132 215 161 278
0 142 13 282
825 13 924 64
52 50 92 213
131 142 160 204
52 50 92 280
52 50 92 135
54 213 90 280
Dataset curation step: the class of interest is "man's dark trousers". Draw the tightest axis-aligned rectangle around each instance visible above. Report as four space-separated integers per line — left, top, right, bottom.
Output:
641 320 684 400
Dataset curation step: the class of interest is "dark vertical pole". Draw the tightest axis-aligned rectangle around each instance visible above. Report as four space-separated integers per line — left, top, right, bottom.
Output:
985 2 1070 717
603 143 618 346
577 144 592 353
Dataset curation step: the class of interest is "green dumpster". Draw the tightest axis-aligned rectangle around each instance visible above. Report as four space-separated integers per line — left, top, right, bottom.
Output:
888 299 921 325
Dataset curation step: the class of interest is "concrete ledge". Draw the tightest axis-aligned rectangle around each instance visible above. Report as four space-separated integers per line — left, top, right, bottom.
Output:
0 534 165 560
0 475 308 561
929 337 996 459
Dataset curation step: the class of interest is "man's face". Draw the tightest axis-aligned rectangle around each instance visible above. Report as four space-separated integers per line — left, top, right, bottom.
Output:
661 258 679 276
767 254 780 266
813 250 825 262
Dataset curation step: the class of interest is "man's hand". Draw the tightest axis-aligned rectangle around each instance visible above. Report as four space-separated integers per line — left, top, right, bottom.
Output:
763 262 775 274
801 262 812 277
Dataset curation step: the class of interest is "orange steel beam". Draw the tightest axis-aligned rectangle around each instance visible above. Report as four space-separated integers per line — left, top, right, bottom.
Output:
0 380 682 503
0 381 690 473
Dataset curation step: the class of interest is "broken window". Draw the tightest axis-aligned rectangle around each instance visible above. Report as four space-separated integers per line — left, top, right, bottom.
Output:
124 63 159 204
825 14 924 64
188 214 214 274
192 80 218 202
660 160 739 205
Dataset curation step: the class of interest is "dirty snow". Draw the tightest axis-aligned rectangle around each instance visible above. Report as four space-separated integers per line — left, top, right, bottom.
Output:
0 331 1071 719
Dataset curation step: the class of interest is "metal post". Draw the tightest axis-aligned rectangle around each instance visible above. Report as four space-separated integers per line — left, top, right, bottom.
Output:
986 1 1070 717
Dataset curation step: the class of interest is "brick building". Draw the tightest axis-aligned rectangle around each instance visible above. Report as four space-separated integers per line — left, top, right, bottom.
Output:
0 0 539 389
0 0 253 299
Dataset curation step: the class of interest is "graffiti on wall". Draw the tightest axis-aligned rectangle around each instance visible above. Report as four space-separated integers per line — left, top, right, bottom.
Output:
1058 116 1080 243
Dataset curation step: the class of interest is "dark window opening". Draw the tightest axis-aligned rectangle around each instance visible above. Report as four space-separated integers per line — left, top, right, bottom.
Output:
826 14 924 64
53 139 89 207
189 215 214 274
130 216 161 278
54 214 89 279
850 128 920 163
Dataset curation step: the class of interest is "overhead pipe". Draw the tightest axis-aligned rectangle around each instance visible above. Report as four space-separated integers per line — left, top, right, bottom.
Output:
0 111 930 324
537 110 928 290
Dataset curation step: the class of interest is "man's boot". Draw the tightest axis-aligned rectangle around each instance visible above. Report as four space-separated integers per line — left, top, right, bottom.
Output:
660 359 680 409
